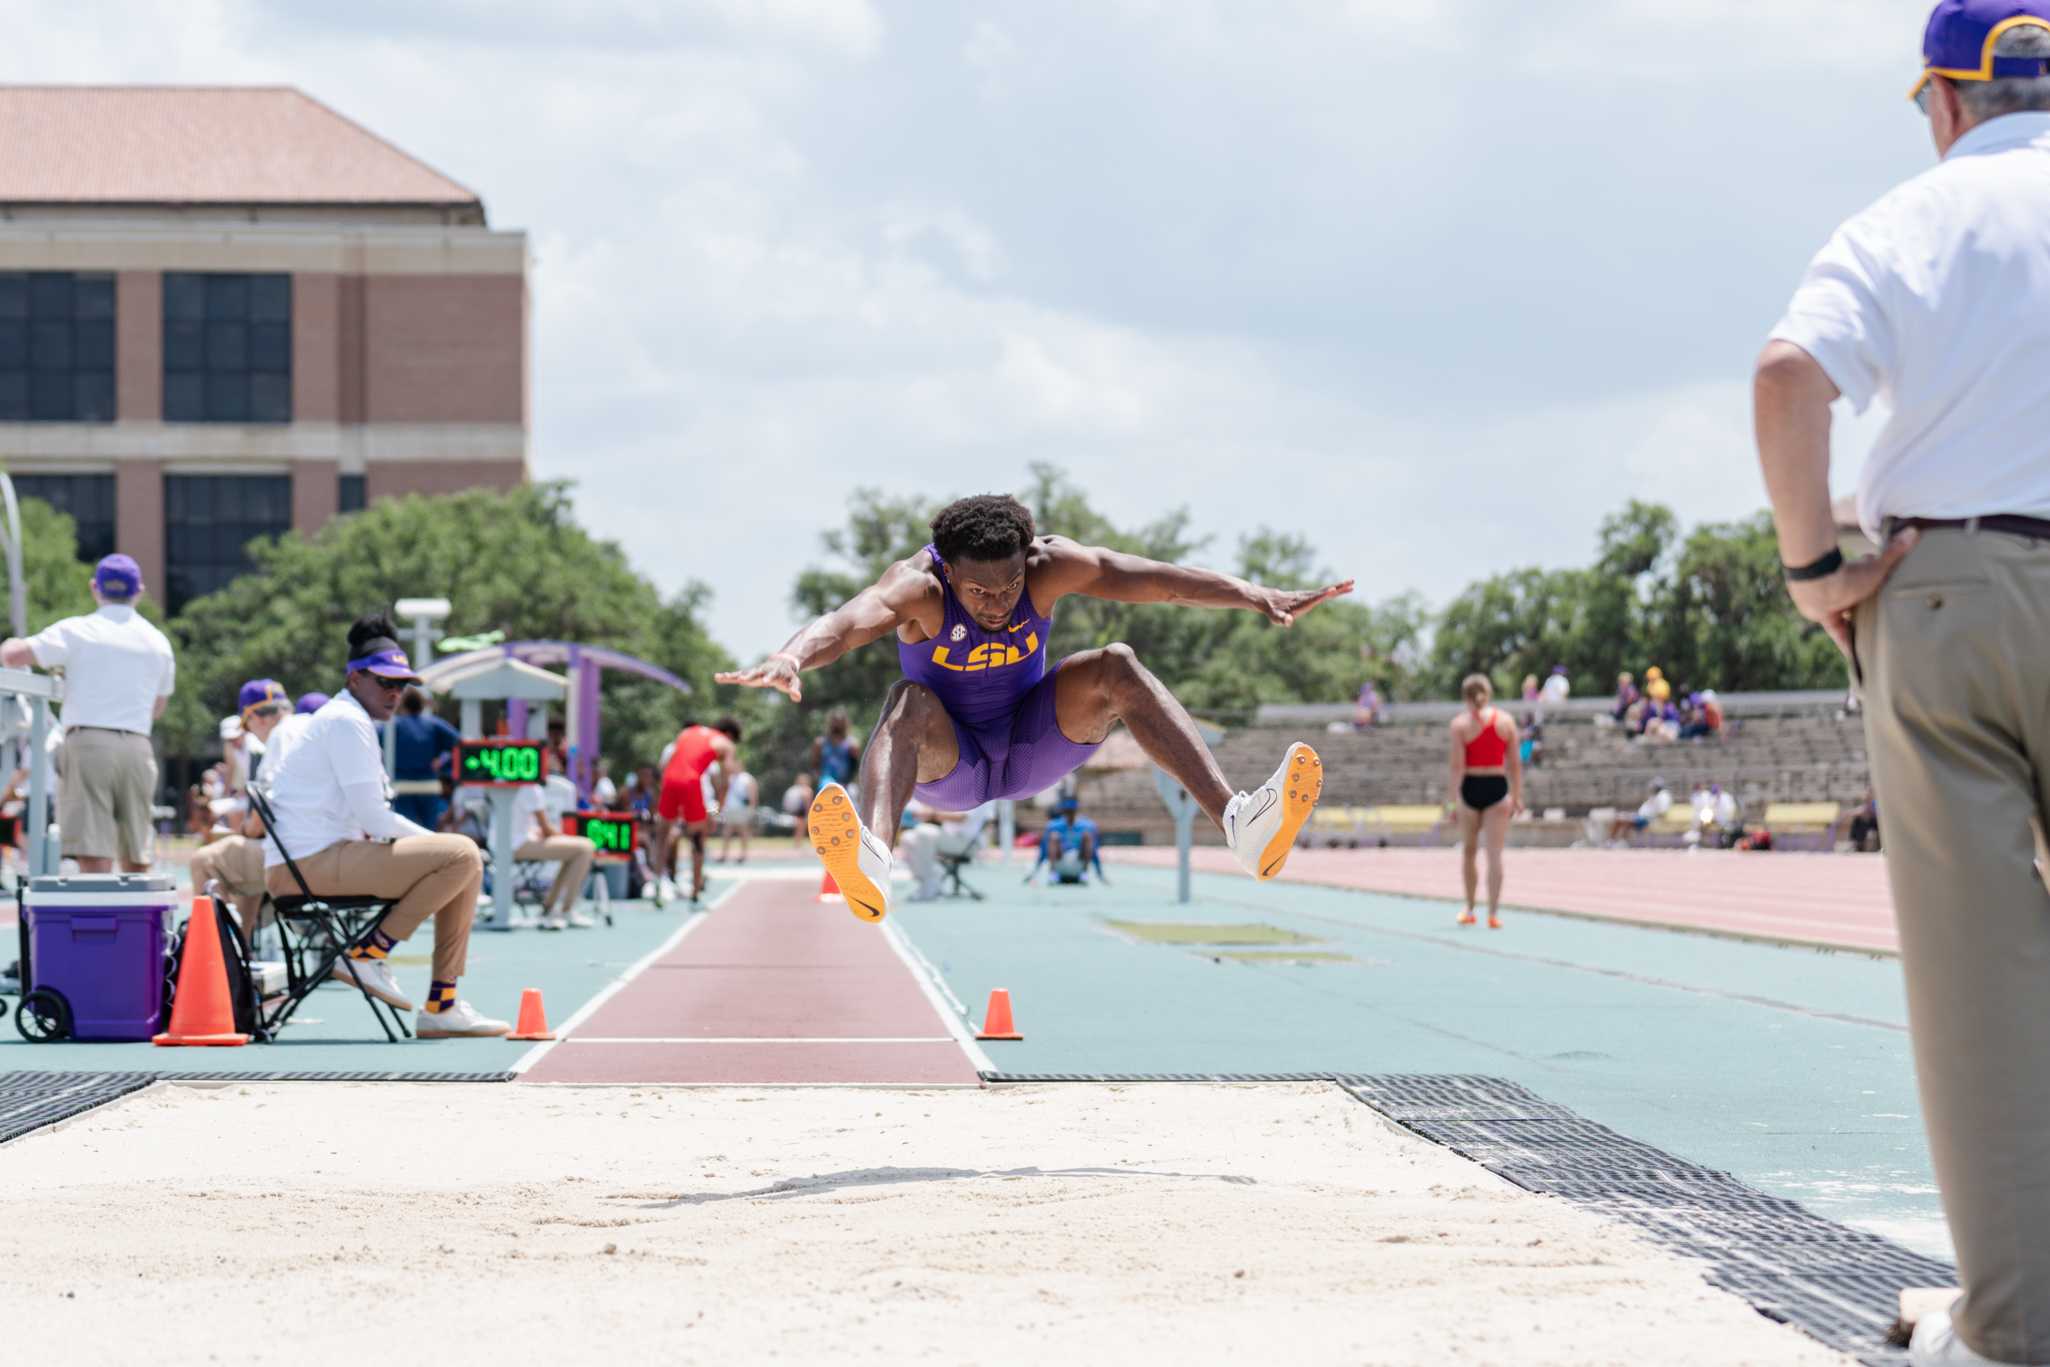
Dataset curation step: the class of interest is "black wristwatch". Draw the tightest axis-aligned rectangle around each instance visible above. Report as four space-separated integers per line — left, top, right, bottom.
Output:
1782 548 1844 582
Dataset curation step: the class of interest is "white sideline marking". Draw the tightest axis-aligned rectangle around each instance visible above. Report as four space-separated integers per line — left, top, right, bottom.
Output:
560 1036 957 1045
882 918 997 1076
507 881 739 1076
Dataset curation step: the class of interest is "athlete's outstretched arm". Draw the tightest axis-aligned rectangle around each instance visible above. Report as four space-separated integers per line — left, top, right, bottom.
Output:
1036 537 1353 625
715 559 935 701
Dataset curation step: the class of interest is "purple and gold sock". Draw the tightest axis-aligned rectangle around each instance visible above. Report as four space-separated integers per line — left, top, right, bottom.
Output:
347 928 397 961
424 980 457 1014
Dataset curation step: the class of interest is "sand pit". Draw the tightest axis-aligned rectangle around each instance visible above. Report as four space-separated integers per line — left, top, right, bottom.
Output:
0 1081 1847 1366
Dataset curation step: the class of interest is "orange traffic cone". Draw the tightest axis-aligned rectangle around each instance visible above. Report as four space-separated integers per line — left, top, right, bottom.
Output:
508 987 554 1041
817 869 843 902
154 897 250 1046
976 987 1023 1041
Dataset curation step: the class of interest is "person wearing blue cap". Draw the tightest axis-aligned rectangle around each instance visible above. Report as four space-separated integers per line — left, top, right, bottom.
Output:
1757 4 2050 1361
0 552 175 873
294 692 329 716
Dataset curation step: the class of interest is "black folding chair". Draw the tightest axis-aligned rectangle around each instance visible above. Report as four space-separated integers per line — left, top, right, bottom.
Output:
935 847 985 901
248 787 411 1042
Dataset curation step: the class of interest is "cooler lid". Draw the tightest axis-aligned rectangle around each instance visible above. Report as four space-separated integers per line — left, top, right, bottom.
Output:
28 874 175 893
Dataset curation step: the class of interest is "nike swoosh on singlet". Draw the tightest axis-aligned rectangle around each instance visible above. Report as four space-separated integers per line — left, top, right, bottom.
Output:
1008 621 1029 633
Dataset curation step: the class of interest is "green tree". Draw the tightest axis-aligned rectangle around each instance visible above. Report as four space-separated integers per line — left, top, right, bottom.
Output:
3 496 100 634
161 483 734 773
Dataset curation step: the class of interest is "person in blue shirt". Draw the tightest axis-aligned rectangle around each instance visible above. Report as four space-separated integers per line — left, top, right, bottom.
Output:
1029 796 1106 886
391 686 461 831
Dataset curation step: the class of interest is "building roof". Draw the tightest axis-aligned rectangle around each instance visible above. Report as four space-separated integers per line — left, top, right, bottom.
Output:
0 86 482 211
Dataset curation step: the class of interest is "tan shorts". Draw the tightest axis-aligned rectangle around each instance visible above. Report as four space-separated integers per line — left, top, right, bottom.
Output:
60 727 158 863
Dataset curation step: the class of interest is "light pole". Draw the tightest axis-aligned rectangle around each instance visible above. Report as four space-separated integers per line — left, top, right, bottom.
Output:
385 597 451 777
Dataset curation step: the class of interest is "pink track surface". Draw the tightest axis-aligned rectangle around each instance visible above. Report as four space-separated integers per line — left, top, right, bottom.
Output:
1113 846 1900 954
522 879 981 1085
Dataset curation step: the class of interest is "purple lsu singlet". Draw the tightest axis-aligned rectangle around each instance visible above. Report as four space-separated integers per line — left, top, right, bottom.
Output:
897 545 1054 729
895 544 1099 807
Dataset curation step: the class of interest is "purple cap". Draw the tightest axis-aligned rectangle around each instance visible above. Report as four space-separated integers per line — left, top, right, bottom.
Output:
1917 3 2050 94
92 553 141 600
295 692 330 715
237 678 288 717
346 643 422 683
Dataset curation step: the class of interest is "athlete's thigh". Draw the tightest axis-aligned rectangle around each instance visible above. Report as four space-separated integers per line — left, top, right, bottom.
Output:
1456 803 1483 849
1001 667 1104 796
1480 801 1513 852
1051 650 1121 746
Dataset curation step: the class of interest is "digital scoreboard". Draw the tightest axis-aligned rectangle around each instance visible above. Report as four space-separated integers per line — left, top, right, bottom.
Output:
453 738 547 787
563 810 640 862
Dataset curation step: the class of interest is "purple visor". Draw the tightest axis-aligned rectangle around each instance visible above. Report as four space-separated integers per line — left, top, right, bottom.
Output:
1914 2 2050 97
237 678 289 716
346 646 422 683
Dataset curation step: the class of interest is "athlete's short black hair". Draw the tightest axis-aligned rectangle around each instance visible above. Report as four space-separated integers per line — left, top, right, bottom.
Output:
716 716 742 742
932 494 1035 564
347 611 399 656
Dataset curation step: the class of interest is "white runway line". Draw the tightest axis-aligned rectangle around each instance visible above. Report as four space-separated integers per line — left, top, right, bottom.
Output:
883 917 997 1076
558 1036 959 1045
507 881 740 1075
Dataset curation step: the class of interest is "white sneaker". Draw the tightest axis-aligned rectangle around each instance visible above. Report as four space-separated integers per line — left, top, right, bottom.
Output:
566 908 598 929
808 782 893 922
656 877 676 902
538 912 568 931
327 954 415 1011
1222 742 1324 881
1911 1306 2048 1365
414 998 512 1039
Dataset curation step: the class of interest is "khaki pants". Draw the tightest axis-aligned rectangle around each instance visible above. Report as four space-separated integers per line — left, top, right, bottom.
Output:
514 835 596 916
61 728 156 864
266 835 482 982
1855 526 2050 1364
189 834 267 934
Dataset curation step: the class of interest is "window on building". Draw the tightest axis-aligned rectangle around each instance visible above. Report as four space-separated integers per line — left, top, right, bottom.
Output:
163 273 291 423
0 272 117 423
163 474 292 612
9 473 117 564
338 473 366 514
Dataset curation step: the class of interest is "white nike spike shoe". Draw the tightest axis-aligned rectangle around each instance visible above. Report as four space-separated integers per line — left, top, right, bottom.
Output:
808 782 894 923
1224 742 1324 881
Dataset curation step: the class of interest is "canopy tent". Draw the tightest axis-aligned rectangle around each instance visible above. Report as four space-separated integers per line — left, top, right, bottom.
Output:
418 641 690 801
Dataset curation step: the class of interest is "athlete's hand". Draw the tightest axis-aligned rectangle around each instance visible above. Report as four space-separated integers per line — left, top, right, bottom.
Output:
1260 580 1354 627
715 653 803 702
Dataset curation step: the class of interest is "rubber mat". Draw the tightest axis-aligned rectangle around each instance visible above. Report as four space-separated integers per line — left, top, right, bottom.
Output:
983 1069 1951 1366
0 1071 155 1144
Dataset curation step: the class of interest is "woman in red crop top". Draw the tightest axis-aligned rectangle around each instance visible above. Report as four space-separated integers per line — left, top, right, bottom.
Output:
1446 674 1522 929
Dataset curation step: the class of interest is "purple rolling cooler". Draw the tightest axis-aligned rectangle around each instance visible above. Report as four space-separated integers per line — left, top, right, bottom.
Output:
19 875 176 1041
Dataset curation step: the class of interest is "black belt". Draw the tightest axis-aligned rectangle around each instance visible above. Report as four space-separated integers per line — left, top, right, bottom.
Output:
1894 514 2050 541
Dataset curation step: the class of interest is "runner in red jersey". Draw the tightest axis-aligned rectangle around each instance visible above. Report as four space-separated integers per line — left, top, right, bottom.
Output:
657 717 739 904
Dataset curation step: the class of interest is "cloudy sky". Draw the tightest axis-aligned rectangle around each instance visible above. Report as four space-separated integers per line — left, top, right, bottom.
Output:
13 0 1931 658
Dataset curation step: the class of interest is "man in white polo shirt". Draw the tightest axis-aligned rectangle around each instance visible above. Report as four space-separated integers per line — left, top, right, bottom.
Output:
0 553 174 873
1755 4 2050 1361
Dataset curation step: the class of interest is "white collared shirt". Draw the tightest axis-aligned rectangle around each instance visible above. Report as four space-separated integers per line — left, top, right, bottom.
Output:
1771 112 2050 537
261 692 429 867
27 602 175 735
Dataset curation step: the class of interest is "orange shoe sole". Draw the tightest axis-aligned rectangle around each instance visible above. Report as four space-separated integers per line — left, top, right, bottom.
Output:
808 787 887 923
1258 743 1323 880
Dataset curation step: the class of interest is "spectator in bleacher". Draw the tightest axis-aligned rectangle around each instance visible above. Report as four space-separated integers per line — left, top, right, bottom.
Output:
1848 789 1880 854
1611 671 1639 722
1352 678 1385 730
1446 674 1521 930
1643 666 1672 704
1538 665 1569 725
1711 784 1739 840
1606 777 1674 845
1519 674 1540 709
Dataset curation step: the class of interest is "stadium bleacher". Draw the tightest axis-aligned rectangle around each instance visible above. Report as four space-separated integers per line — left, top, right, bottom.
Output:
1074 692 1869 849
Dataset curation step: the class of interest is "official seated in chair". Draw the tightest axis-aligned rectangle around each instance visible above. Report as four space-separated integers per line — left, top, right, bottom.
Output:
260 613 509 1039
1028 796 1106 886
898 800 993 901
188 677 301 939
510 775 598 930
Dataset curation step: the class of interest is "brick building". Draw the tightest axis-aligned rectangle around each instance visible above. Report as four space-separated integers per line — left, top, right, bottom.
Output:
0 86 527 612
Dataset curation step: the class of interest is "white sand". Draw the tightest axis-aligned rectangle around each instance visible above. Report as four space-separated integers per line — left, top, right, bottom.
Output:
0 1081 1847 1366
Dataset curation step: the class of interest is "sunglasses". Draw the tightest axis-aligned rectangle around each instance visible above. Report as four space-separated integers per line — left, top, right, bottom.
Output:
357 674 409 693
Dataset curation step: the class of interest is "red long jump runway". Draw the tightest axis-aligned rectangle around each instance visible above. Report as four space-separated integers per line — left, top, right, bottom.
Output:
1115 846 1901 954
519 878 983 1085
